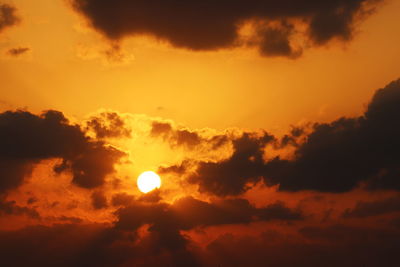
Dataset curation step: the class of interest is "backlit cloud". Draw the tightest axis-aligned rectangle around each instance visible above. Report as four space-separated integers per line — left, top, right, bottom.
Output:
71 0 382 57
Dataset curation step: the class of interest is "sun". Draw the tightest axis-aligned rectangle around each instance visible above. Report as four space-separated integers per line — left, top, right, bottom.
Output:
137 171 162 193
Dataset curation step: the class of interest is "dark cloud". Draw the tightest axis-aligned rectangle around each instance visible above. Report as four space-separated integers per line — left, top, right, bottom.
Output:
151 121 201 149
115 197 302 232
26 197 38 205
343 195 400 218
0 224 133 267
204 225 400 267
0 199 40 219
111 192 135 207
0 3 19 34
55 216 83 224
279 126 305 147
257 201 303 221
158 160 190 176
174 129 202 148
167 79 400 196
1 221 398 267
114 200 199 266
71 0 380 58
171 197 303 229
150 121 228 150
0 222 200 267
91 191 108 209
114 196 302 266
150 121 172 136
0 110 125 192
138 189 162 203
86 111 131 139
6 47 30 57
266 79 400 192
188 132 274 196
256 21 302 58
307 2 357 45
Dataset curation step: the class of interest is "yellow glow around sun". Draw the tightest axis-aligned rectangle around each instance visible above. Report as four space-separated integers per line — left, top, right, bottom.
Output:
137 171 162 193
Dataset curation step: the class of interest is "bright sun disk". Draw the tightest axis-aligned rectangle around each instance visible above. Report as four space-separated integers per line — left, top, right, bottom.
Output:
137 171 162 193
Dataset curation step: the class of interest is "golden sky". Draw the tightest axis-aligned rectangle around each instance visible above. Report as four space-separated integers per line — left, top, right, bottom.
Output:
1 1 400 266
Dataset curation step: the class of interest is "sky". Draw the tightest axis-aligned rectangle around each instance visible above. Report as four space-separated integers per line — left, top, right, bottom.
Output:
0 0 400 266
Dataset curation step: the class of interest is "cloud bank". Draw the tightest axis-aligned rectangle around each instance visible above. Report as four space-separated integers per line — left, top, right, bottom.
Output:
160 79 400 195
1 79 400 266
71 0 382 57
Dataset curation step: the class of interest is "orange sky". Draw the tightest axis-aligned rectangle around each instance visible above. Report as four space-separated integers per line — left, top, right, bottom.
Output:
1 1 400 266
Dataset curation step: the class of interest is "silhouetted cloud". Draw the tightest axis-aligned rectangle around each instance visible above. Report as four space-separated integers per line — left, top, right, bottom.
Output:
1 78 400 266
0 110 125 192
204 225 400 267
55 216 83 224
266 79 400 192
26 197 38 205
150 121 228 150
0 199 40 219
188 132 275 196
0 3 19 34
158 160 191 176
0 224 129 267
1 219 398 267
112 196 302 266
71 0 381 57
138 189 162 203
111 192 135 207
6 47 30 57
91 191 108 209
256 21 302 58
343 195 400 218
0 221 202 267
115 196 302 232
167 79 400 195
86 111 131 139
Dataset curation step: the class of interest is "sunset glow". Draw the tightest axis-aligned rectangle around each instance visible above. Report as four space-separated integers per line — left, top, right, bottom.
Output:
0 0 400 266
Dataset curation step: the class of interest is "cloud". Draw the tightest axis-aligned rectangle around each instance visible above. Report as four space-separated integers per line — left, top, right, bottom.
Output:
138 189 162 203
187 132 275 196
150 121 201 149
0 219 398 267
254 21 303 58
0 224 125 267
204 225 400 267
6 47 30 57
113 196 302 266
26 197 38 205
0 101 399 266
2 80 400 266
158 160 192 176
0 3 19 34
111 192 135 207
0 222 201 267
71 0 381 57
0 110 125 192
150 121 228 150
91 191 108 209
265 79 400 192
76 43 135 67
343 195 400 218
164 79 400 195
172 197 302 229
115 196 302 232
86 111 131 139
0 199 40 219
